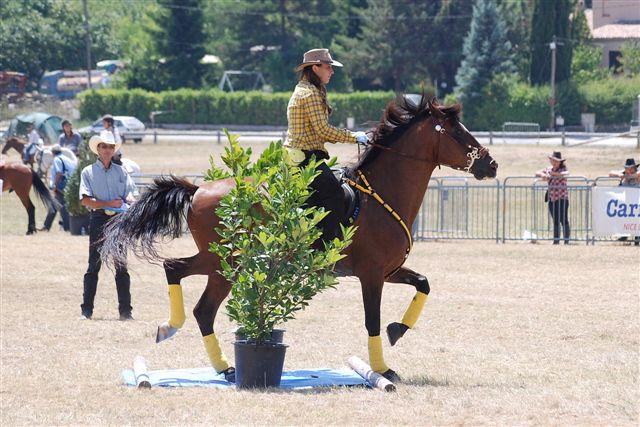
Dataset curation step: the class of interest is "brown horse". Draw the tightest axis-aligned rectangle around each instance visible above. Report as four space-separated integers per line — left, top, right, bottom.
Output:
2 136 26 158
101 97 497 382
0 162 59 234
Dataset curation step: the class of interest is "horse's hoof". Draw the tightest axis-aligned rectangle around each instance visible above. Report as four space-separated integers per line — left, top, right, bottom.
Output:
222 367 236 383
381 369 401 383
155 321 179 343
386 322 409 346
26 229 35 235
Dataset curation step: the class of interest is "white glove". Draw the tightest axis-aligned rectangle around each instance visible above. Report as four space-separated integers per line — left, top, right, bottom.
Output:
353 131 369 146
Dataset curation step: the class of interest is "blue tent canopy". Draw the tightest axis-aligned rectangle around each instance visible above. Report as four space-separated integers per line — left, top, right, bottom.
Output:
3 112 63 145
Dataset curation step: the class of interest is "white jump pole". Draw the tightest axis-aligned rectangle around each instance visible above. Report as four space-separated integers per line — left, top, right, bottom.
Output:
133 356 151 389
347 356 396 392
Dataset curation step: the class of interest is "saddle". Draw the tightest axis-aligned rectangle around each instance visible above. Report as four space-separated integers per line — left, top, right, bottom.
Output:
331 167 360 224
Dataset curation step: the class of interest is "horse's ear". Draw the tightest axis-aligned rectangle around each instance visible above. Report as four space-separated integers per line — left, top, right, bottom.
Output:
429 97 444 120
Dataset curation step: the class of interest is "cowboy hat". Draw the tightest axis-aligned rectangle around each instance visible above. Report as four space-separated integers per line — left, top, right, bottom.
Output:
624 158 638 169
548 151 565 162
295 48 343 72
89 130 121 155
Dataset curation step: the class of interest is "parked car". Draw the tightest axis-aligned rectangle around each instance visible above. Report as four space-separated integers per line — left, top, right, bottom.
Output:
78 116 145 143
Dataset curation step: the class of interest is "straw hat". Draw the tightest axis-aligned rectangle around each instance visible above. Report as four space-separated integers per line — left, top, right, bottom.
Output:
89 130 121 155
295 48 343 72
548 151 565 162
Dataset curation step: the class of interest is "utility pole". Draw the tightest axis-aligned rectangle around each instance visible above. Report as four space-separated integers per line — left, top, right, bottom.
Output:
549 35 564 131
82 0 93 89
549 35 557 131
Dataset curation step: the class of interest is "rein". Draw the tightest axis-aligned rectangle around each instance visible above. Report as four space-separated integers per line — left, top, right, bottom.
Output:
345 170 412 279
367 121 486 171
350 118 489 278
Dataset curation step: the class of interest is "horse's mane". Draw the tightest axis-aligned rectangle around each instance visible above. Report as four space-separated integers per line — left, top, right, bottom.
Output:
347 95 461 174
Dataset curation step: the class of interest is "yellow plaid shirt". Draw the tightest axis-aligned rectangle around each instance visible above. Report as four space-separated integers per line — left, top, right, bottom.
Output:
285 79 356 153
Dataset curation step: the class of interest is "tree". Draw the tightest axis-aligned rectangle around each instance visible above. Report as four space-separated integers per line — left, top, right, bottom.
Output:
152 0 206 89
454 0 514 110
619 41 640 76
571 45 609 83
497 0 533 80
206 0 348 91
426 0 473 97
0 0 119 87
335 0 437 92
529 0 573 85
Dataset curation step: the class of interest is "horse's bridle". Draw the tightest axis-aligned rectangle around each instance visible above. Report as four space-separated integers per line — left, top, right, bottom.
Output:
366 117 488 173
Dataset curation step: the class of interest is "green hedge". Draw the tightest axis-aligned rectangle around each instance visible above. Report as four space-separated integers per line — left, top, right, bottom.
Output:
79 89 394 127
579 76 640 125
444 74 639 130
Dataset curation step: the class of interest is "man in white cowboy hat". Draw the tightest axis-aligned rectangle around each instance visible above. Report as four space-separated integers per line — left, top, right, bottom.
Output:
78 130 138 321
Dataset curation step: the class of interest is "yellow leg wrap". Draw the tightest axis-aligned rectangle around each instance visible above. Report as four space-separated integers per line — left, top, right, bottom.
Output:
168 284 186 329
203 333 230 373
401 291 428 329
368 335 390 373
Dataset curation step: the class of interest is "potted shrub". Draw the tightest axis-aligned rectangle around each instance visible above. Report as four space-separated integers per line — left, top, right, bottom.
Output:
209 133 354 389
64 140 94 235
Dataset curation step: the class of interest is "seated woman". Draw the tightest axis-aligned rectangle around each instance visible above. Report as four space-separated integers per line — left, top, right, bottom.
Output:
285 48 368 243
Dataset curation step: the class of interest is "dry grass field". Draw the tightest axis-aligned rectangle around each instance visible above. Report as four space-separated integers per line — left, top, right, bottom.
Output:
1 138 639 425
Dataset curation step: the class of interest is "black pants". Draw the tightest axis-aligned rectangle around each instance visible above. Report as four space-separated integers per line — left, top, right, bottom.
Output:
548 199 570 244
300 150 345 242
81 211 131 316
43 191 69 231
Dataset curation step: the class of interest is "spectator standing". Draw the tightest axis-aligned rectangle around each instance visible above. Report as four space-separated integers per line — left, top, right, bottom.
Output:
58 120 82 154
41 145 77 231
102 114 122 144
609 158 640 187
79 130 137 320
536 151 571 245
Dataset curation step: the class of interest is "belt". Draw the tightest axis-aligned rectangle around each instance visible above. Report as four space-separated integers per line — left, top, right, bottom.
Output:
92 209 117 216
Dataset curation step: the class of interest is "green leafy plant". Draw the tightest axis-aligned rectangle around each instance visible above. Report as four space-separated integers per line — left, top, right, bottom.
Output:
209 131 355 342
64 140 95 216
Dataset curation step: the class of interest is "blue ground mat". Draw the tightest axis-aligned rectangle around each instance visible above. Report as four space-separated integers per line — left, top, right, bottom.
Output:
122 367 368 390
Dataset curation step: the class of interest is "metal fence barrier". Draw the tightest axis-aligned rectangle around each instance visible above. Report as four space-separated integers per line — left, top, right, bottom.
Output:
129 173 635 244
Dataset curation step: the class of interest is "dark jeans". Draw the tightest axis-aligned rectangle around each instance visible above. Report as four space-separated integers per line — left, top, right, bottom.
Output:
548 199 570 244
43 191 69 231
300 150 345 242
81 211 131 316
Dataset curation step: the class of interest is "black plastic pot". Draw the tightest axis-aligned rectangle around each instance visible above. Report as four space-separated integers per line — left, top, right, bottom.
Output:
234 329 285 344
69 214 90 236
234 340 287 389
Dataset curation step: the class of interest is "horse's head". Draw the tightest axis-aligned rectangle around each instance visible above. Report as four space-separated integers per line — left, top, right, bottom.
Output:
34 147 53 175
427 99 498 180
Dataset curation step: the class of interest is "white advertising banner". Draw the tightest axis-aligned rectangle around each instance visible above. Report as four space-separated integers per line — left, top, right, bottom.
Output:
592 186 640 237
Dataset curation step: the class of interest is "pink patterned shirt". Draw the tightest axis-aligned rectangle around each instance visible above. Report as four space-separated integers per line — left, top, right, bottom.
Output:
544 166 569 201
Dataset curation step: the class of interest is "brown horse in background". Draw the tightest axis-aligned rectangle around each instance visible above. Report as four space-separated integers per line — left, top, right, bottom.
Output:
2 136 26 158
0 162 59 234
101 97 498 382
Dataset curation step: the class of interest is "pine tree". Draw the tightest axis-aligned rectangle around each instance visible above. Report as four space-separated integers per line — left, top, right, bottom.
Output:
154 0 206 89
529 0 574 85
336 0 436 92
454 0 514 108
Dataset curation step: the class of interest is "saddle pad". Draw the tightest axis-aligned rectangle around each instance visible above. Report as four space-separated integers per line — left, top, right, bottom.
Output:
121 367 368 389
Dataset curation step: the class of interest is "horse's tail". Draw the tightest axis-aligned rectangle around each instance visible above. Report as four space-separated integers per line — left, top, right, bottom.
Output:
100 175 198 268
30 170 60 212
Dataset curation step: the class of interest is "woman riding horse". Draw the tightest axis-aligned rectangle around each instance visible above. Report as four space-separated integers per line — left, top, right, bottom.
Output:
285 48 368 242
100 89 498 384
